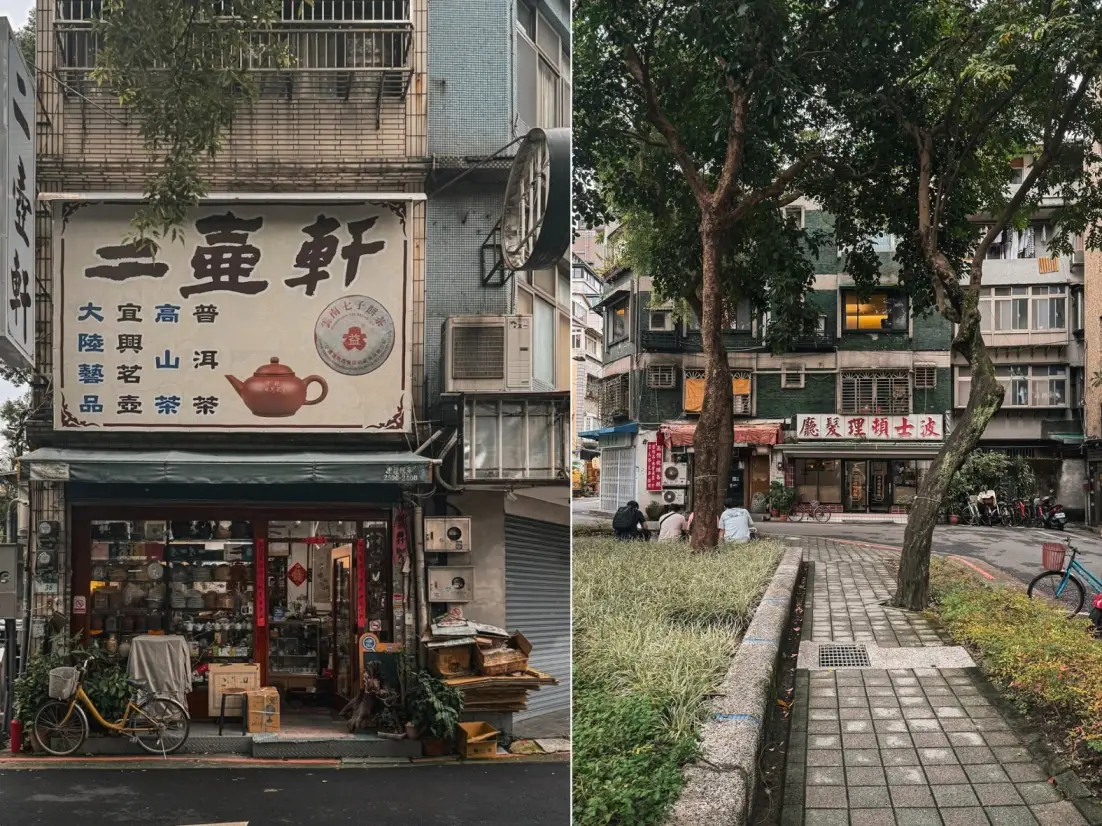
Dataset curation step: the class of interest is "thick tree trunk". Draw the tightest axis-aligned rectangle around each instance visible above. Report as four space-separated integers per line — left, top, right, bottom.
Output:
690 215 733 550
893 301 1004 609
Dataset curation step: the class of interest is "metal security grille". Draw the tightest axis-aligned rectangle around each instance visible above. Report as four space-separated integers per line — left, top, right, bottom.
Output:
599 447 636 513
914 365 937 389
685 368 752 411
818 644 872 668
451 326 505 380
782 364 804 389
841 371 911 414
600 374 630 420
647 365 676 389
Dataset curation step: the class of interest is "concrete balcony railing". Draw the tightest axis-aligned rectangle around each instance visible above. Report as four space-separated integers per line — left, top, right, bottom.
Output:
979 256 1073 283
983 329 1071 348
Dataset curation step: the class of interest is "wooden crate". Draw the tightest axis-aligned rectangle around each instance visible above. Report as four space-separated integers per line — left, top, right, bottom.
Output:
208 663 261 717
245 687 281 733
458 721 499 759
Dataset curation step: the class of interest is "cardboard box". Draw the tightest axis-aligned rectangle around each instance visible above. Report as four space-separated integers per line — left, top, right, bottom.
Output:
458 721 499 759
430 645 475 677
245 687 280 733
475 632 532 677
208 663 261 717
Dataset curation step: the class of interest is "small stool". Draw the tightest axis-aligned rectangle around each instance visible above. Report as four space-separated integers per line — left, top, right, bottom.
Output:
218 688 249 736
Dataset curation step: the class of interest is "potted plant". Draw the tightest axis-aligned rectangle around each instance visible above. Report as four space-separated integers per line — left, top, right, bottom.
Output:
408 669 463 756
949 513 960 525
644 501 664 522
767 482 797 520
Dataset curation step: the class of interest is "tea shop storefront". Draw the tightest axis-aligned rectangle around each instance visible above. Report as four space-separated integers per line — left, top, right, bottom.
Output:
23 448 431 720
778 414 947 516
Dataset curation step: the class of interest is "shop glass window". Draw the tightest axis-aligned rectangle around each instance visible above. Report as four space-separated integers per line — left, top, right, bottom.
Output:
1031 285 1066 331
793 459 842 505
842 292 908 332
609 299 629 342
840 371 911 414
464 399 567 479
890 460 931 507
89 520 256 690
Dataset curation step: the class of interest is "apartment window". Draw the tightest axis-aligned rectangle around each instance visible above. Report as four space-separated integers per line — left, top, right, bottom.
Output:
872 233 895 252
781 364 805 389
1032 285 1066 331
842 292 909 332
573 301 587 321
841 371 911 415
983 221 1052 260
914 366 937 389
609 299 629 343
585 336 599 357
585 375 598 400
516 3 569 129
600 374 631 419
647 365 676 389
463 399 567 480
784 206 805 228
684 369 752 414
648 310 674 331
571 331 583 351
729 298 753 332
956 365 1068 408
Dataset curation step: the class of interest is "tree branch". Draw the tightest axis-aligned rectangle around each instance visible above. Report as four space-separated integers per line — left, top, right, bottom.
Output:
622 44 712 208
731 151 824 222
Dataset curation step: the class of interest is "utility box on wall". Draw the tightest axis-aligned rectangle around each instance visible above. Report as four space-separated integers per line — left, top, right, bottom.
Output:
0 543 19 618
424 517 472 553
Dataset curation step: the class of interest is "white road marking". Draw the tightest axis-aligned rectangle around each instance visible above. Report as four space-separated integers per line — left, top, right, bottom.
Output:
179 822 249 826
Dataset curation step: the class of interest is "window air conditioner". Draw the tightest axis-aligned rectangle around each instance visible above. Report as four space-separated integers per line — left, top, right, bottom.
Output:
444 316 533 393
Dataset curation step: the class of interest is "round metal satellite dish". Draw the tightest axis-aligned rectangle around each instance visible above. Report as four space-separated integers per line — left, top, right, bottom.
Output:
501 127 571 271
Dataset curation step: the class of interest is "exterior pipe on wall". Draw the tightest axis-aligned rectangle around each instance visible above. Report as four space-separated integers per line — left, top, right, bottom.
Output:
412 503 429 669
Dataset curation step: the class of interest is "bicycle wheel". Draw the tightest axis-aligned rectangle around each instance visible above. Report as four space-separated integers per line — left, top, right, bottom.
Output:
813 505 831 523
998 505 1012 527
33 700 89 756
789 508 805 523
1027 571 1085 617
133 696 190 755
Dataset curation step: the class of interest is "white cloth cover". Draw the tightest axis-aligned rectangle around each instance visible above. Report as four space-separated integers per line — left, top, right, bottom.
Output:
127 635 191 707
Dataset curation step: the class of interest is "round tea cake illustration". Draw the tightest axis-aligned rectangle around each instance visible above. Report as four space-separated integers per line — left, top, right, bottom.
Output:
314 295 395 376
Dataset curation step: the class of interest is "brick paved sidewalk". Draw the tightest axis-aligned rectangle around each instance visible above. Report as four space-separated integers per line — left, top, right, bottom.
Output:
782 539 1092 826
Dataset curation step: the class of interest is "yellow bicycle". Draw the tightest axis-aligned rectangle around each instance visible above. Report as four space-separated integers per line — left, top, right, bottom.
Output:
33 655 190 756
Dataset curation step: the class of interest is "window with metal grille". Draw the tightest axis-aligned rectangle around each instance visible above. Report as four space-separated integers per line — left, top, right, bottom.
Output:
782 364 805 389
600 374 630 419
451 326 505 380
585 375 599 400
647 365 676 389
840 371 911 414
684 368 752 413
914 366 937 389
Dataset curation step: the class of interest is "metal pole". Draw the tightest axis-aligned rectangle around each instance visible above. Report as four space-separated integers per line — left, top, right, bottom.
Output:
2 618 13 741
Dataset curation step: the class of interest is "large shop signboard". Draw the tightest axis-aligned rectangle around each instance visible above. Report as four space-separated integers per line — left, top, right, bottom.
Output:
54 202 412 433
796 413 944 441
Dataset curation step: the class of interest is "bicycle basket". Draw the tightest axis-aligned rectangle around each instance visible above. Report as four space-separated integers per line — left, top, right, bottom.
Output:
48 666 79 700
1042 543 1066 571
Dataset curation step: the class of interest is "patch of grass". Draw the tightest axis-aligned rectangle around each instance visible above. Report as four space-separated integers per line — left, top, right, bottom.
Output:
572 536 785 826
929 557 1102 750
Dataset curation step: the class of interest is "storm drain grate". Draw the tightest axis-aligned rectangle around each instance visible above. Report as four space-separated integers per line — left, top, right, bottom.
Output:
818 643 871 668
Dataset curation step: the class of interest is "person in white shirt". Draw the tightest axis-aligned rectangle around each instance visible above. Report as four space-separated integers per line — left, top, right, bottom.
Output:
657 504 688 541
718 498 755 543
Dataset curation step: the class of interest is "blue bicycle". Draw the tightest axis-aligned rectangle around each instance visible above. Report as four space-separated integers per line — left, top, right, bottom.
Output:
1026 537 1101 617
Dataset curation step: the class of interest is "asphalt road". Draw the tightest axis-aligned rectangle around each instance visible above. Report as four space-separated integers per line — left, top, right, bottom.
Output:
760 520 1102 585
0 764 570 825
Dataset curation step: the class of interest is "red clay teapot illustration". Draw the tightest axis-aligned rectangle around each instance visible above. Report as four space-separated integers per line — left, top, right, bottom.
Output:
226 357 328 417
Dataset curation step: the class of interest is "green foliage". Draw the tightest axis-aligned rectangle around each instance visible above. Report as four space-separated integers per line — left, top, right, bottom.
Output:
931 559 1102 750
14 9 34 70
573 535 783 824
15 643 130 728
945 450 1037 505
89 1 296 240
573 682 697 826
407 669 463 740
767 482 797 515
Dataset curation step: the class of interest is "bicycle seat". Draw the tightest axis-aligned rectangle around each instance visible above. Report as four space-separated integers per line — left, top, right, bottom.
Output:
127 677 152 692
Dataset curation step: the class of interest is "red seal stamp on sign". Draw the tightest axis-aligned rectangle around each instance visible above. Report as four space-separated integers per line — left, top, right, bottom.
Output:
314 295 395 376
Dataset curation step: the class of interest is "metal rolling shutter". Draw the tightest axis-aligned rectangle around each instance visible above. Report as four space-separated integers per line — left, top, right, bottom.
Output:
505 515 570 718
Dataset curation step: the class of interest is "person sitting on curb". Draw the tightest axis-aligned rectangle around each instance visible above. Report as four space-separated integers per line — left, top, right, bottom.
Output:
612 500 650 541
657 503 689 541
718 497 755 543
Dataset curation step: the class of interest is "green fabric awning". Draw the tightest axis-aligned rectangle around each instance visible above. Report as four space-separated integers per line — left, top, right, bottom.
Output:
20 448 432 485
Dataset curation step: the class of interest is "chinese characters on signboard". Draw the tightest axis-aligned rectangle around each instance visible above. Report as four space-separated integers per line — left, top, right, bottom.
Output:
645 441 663 491
0 22 35 371
795 414 944 441
55 202 411 432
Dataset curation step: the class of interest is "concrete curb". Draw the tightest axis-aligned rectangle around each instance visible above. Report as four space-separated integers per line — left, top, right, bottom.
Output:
666 547 803 826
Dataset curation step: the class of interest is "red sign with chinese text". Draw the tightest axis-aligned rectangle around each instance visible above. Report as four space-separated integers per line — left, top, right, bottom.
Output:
646 441 663 491
287 562 308 587
255 538 267 627
356 538 367 631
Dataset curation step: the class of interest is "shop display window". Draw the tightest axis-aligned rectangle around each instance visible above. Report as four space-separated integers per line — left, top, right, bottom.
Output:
793 459 842 505
89 519 255 689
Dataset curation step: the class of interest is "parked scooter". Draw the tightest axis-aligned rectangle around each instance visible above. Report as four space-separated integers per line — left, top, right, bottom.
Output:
1032 492 1067 531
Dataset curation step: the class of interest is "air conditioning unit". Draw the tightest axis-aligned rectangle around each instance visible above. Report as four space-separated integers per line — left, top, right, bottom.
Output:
662 489 686 506
424 517 472 553
663 462 689 487
444 316 533 393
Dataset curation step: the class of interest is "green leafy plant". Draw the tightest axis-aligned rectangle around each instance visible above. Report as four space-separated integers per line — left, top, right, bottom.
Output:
946 451 1037 506
407 669 463 740
15 643 131 729
766 482 797 516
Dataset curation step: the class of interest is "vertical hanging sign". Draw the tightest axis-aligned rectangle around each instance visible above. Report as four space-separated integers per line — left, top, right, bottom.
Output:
255 538 267 627
355 537 367 631
0 19 35 371
645 442 663 491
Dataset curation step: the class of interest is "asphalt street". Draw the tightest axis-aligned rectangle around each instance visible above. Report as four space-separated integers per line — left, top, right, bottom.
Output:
0 764 570 825
573 495 1102 585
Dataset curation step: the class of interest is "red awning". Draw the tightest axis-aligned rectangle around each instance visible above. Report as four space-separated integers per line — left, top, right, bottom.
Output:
661 422 782 448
